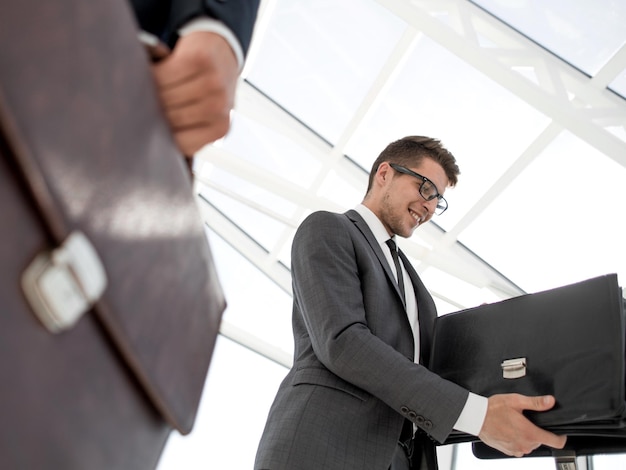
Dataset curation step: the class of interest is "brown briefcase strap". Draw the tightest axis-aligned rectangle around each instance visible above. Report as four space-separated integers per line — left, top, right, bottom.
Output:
0 91 109 333
0 90 69 242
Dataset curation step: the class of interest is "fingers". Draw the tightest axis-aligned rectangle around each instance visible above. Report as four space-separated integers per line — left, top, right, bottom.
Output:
151 31 239 156
500 393 556 412
153 32 237 89
159 76 232 128
532 425 567 450
158 71 232 109
512 395 567 448
479 394 567 457
524 395 556 412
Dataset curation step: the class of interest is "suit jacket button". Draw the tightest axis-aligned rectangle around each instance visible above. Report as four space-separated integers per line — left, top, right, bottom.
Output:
408 411 417 420
401 406 409 415
415 415 424 424
424 420 433 430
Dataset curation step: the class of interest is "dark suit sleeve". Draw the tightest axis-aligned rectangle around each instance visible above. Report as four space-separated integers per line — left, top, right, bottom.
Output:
129 0 260 53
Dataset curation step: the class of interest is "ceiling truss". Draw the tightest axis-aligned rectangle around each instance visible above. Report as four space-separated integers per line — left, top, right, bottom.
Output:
194 0 626 368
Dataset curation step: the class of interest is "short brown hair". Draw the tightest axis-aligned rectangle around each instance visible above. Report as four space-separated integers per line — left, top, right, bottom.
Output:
365 136 460 194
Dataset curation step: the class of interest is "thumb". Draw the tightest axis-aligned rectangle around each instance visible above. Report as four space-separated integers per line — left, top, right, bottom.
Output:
526 395 556 411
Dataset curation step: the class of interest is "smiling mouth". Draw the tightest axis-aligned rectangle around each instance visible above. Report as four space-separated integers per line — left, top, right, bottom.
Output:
409 208 425 225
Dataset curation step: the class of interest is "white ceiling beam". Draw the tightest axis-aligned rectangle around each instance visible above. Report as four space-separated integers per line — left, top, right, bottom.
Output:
376 0 626 167
591 43 626 90
196 195 293 294
330 26 422 158
195 146 342 216
196 145 524 297
219 320 292 368
442 121 563 242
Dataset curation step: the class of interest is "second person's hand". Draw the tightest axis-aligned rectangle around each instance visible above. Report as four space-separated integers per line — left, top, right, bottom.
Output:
152 30 239 157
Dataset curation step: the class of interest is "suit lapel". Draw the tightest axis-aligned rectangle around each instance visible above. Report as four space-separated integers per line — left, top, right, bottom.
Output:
345 210 404 304
345 210 437 365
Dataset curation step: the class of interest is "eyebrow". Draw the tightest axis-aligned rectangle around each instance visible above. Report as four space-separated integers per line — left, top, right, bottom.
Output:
390 163 443 197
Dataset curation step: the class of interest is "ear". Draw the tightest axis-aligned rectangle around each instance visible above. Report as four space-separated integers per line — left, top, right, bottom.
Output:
375 161 392 186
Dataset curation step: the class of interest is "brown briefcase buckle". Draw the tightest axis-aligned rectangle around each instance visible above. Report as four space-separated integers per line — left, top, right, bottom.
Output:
22 231 107 333
501 357 527 379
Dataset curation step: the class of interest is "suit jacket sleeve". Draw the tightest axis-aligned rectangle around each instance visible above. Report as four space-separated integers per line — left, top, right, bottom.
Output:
291 211 469 443
129 0 260 52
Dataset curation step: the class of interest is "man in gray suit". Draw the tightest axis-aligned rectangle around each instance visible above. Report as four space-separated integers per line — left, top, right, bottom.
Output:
255 136 566 469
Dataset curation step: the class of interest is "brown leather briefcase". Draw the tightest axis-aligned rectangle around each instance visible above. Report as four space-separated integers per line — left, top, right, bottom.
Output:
0 1 225 468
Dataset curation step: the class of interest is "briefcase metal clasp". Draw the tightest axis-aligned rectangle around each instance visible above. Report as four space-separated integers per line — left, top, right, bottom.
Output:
553 450 578 470
501 357 526 379
22 231 107 333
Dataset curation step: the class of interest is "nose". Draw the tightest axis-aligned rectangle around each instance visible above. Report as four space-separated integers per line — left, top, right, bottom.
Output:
422 197 438 215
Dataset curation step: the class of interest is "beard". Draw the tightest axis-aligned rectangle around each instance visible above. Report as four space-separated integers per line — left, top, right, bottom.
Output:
380 192 416 239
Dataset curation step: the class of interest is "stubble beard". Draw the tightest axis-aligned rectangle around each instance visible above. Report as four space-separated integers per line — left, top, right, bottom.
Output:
380 192 414 239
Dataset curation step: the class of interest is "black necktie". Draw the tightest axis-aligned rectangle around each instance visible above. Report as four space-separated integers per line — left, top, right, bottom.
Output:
386 239 405 304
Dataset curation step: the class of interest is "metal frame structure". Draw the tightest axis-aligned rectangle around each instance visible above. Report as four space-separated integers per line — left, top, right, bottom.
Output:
195 0 626 373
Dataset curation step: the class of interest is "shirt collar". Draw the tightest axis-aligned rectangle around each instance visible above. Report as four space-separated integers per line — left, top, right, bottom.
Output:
354 204 396 246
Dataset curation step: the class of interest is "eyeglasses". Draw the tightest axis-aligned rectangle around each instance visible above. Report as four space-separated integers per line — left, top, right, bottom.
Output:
389 163 448 215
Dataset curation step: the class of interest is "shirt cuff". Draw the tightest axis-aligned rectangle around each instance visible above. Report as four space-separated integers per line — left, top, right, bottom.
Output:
453 392 488 436
179 17 245 72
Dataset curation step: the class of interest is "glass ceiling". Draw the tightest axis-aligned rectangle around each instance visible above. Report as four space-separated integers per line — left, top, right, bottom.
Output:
157 1 626 469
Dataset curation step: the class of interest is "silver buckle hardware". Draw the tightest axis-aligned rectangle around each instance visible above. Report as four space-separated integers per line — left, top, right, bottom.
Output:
501 357 527 379
553 450 578 470
21 231 107 333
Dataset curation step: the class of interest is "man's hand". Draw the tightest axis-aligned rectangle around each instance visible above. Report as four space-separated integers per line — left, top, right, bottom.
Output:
152 31 239 156
478 394 567 457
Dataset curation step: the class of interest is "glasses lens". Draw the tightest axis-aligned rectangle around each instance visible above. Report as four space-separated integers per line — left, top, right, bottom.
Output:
419 179 448 215
419 180 438 201
435 198 448 215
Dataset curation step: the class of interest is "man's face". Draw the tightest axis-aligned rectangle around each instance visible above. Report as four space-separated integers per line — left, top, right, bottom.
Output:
375 158 449 238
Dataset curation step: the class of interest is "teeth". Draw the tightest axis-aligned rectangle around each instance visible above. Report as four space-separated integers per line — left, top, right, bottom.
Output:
409 209 421 223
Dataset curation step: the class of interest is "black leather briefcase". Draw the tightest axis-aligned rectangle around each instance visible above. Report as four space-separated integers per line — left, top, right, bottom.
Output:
430 274 626 460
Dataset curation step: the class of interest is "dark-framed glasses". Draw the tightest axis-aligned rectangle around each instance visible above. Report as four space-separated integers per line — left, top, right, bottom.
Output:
389 163 448 215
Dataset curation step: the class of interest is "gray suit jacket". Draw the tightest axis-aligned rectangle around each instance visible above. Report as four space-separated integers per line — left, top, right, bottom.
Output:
255 210 469 469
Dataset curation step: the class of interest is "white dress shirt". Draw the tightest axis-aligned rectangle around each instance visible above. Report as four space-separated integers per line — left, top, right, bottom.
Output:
354 204 487 436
